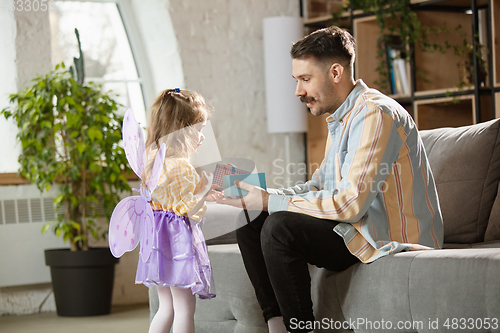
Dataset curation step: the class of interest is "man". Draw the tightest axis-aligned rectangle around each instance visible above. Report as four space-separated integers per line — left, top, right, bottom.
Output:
217 26 443 333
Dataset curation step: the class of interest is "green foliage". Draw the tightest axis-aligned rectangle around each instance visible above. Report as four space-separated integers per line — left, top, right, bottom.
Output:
1 64 131 251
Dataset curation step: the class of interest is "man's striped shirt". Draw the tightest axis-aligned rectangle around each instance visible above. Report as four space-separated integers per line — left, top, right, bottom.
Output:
268 80 443 263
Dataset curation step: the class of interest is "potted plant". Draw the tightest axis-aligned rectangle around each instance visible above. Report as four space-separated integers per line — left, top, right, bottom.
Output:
0 29 131 316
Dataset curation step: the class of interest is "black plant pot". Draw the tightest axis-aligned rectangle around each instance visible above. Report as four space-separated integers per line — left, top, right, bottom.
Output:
45 247 119 317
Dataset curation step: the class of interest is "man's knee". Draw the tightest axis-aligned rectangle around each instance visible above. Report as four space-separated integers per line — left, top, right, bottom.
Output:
235 210 268 241
261 211 297 246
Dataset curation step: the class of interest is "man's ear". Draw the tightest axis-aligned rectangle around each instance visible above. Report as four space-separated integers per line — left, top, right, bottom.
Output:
329 63 344 83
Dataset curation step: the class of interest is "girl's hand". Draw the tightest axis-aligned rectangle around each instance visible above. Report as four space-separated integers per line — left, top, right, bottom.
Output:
206 185 224 202
195 171 213 196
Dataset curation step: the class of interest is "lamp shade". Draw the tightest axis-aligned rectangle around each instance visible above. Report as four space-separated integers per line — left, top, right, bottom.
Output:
263 16 307 133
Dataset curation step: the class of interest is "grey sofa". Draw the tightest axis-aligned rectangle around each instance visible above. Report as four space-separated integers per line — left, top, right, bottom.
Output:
150 118 500 333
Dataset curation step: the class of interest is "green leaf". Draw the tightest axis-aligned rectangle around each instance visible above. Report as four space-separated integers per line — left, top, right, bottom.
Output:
53 194 65 206
88 127 103 141
89 163 102 173
76 142 87 154
41 223 51 234
56 227 62 238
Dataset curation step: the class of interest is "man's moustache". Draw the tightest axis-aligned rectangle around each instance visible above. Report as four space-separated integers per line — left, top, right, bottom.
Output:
300 96 314 103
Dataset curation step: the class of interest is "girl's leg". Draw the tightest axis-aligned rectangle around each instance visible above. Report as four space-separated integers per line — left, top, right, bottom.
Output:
171 286 196 333
149 286 174 333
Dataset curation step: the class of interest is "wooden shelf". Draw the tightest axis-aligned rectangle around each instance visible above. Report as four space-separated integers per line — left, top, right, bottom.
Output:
0 173 30 186
414 10 472 93
304 10 365 29
0 172 138 186
306 113 329 174
414 87 476 98
414 95 475 130
304 14 338 28
411 0 489 9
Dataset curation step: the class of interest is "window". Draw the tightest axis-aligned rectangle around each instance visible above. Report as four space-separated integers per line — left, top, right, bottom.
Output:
50 0 147 127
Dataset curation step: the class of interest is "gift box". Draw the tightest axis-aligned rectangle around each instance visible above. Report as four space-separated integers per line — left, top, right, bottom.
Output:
223 173 267 197
213 163 250 189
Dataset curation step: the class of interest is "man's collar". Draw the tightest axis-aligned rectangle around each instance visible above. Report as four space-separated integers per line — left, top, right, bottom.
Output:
326 79 367 123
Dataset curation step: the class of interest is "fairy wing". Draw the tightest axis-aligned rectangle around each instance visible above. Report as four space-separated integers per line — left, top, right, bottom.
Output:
137 143 166 261
123 108 146 178
148 143 166 192
109 196 148 258
110 112 166 261
139 203 155 262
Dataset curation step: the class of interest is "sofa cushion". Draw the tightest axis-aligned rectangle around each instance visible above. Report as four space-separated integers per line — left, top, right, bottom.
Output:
196 244 267 333
202 203 243 245
419 119 500 244
486 181 500 241
311 248 500 332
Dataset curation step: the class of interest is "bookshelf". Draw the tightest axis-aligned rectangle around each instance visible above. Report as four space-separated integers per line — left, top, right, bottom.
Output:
304 0 499 171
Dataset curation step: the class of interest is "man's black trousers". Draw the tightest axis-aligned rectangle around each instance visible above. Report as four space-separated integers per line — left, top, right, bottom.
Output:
236 210 360 333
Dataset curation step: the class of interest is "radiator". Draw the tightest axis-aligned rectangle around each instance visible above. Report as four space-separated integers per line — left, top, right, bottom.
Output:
0 184 66 287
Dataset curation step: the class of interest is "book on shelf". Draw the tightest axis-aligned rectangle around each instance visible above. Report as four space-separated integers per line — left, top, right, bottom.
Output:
386 35 410 96
387 46 397 94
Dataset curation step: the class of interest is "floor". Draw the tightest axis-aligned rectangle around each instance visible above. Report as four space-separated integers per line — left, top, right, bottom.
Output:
0 304 150 333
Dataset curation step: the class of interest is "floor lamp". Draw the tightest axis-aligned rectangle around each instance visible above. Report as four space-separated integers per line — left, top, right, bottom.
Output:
263 16 307 187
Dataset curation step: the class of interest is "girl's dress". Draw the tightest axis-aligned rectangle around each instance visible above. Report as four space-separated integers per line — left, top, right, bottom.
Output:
135 157 215 299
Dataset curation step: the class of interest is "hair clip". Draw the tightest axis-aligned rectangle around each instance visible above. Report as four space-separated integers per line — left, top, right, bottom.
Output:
174 88 181 93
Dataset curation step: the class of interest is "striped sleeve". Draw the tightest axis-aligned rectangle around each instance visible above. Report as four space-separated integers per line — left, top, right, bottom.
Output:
268 134 330 200
285 104 402 222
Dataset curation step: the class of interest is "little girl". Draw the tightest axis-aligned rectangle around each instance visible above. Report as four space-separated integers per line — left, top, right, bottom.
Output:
137 88 218 333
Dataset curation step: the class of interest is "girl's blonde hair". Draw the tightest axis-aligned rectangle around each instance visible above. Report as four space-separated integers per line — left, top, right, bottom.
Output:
142 88 211 189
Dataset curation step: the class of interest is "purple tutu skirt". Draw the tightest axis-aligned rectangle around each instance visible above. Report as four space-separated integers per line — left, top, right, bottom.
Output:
135 210 215 299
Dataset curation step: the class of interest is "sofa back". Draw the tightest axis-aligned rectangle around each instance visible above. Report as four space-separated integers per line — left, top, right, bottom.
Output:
419 119 500 244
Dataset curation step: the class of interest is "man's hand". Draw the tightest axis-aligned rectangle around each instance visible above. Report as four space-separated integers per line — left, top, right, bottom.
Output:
216 180 269 211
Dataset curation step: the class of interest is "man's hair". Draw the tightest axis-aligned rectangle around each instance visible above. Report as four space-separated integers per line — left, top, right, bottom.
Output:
290 26 355 72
